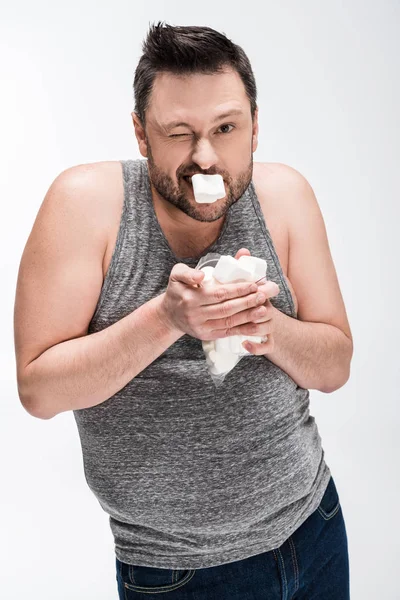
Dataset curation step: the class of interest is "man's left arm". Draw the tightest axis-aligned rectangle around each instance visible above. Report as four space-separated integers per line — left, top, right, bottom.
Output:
252 165 353 394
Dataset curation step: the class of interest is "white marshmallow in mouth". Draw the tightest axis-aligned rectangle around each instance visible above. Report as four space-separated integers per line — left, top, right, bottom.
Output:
191 174 226 204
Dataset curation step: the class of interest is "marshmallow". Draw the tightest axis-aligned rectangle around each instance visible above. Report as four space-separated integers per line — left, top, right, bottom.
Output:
191 174 226 204
214 337 232 354
210 351 239 374
202 340 215 353
237 255 267 282
213 255 254 284
215 335 245 354
199 266 216 282
209 349 218 363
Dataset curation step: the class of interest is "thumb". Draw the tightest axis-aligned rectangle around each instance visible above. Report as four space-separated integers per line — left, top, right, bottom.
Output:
170 263 205 285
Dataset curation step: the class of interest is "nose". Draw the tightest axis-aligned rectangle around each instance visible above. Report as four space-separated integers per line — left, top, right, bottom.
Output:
191 138 218 170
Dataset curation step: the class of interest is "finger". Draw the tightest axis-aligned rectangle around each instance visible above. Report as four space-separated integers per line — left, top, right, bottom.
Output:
200 280 259 306
242 334 275 355
212 309 273 337
254 280 280 298
170 263 205 286
237 318 273 337
234 248 251 260
208 300 272 332
202 284 267 319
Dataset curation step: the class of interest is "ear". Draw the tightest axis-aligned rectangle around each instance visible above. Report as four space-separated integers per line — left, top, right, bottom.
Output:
131 112 148 158
252 107 259 153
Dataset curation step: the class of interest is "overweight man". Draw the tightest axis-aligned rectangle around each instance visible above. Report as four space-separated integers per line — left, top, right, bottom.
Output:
14 22 353 600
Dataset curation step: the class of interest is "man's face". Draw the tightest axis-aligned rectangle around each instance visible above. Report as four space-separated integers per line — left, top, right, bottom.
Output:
132 68 259 223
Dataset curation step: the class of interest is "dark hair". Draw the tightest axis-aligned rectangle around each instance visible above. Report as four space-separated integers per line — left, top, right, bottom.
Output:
133 22 257 127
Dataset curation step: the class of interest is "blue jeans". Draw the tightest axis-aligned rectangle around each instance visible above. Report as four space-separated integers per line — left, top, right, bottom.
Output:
116 475 349 599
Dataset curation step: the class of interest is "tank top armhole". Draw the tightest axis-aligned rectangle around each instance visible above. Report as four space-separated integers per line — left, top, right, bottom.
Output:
248 182 297 319
89 160 129 325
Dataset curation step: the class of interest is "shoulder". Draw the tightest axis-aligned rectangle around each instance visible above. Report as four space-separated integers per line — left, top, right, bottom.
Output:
252 161 321 229
253 161 314 199
56 160 123 190
50 159 123 220
43 161 124 261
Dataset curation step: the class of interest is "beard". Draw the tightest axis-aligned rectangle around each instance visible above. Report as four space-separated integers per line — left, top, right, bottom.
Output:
145 140 253 223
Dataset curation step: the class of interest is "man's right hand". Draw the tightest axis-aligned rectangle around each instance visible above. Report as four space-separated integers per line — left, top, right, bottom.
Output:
158 263 280 341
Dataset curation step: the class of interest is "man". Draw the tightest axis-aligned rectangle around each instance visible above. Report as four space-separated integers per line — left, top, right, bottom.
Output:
14 22 353 599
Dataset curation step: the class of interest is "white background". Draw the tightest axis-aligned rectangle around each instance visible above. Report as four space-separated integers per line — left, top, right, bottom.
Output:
1 1 399 598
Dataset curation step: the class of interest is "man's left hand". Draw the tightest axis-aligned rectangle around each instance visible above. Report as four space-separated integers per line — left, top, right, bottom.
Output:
233 248 279 355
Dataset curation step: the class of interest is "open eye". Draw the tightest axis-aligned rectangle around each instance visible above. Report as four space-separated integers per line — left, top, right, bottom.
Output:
217 124 235 134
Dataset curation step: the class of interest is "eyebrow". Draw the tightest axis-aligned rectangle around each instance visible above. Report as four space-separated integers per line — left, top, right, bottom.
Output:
163 109 245 131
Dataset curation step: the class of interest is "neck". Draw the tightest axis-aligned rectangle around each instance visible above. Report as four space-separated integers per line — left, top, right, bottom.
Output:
150 182 226 236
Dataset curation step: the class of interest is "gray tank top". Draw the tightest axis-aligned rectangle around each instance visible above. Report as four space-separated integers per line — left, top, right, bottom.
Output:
73 158 331 569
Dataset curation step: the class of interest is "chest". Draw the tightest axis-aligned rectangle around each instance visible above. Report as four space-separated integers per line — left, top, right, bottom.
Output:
160 213 288 276
102 166 289 279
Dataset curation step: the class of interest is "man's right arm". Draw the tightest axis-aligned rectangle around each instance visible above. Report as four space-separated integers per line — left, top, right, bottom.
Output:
19 292 183 420
14 163 183 420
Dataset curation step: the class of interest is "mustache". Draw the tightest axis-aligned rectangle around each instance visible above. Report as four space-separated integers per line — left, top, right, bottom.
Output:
180 171 225 178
